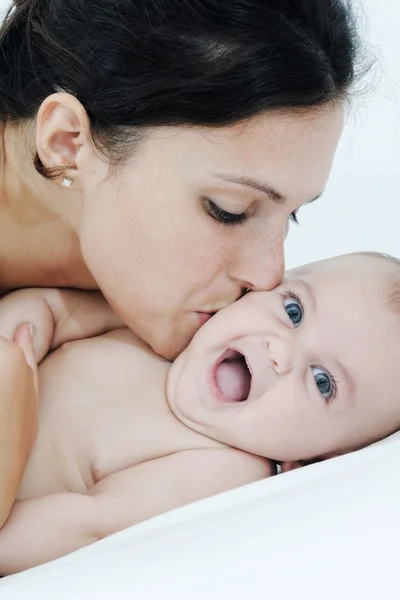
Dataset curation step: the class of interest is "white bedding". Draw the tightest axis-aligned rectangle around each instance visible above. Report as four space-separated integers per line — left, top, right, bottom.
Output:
0 0 399 598
1 436 400 599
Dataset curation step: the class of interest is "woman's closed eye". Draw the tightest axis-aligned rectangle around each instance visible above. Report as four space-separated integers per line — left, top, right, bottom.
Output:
203 198 248 226
204 197 300 227
283 292 303 328
311 366 337 402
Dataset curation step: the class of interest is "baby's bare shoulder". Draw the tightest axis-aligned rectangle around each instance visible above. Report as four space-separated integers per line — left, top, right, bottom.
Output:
55 327 165 375
85 447 275 536
194 447 275 482
171 447 275 498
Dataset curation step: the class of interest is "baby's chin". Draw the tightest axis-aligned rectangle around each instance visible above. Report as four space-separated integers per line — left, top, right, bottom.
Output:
164 351 213 437
165 350 188 419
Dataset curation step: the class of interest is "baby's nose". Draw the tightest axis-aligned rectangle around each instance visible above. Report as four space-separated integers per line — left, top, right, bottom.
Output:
266 337 292 375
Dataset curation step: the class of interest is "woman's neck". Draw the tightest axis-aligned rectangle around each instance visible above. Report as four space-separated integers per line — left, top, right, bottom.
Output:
0 122 96 291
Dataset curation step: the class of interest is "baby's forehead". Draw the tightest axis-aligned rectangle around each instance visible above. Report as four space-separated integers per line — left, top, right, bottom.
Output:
284 256 399 345
284 254 393 290
283 256 344 281
282 259 344 290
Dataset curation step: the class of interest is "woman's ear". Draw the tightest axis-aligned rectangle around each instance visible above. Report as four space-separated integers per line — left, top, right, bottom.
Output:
35 92 91 184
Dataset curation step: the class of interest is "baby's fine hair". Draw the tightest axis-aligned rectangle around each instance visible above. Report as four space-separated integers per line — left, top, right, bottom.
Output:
358 251 400 314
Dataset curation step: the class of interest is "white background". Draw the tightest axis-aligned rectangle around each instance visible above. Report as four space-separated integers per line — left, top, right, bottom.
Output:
286 0 400 266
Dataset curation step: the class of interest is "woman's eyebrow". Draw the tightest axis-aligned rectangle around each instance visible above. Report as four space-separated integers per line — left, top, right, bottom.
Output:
213 173 287 204
213 173 322 205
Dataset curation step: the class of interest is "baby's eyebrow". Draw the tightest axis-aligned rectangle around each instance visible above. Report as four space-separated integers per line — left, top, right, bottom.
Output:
333 358 356 400
296 278 317 314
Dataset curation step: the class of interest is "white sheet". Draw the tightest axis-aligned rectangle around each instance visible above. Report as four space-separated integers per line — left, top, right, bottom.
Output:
0 0 399 598
1 437 400 599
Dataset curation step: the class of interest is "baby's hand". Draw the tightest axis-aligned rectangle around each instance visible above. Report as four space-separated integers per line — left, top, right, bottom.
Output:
0 288 124 364
0 289 56 363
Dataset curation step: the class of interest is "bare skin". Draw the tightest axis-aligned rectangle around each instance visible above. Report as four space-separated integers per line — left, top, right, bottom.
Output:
19 329 268 498
0 99 343 525
1 253 399 574
0 122 94 291
0 289 271 575
0 103 343 334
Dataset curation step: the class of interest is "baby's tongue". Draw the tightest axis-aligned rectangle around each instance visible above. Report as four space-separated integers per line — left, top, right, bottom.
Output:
215 359 250 402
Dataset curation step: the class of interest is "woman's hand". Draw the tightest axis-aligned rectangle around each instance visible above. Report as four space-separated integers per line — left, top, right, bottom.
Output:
0 323 38 528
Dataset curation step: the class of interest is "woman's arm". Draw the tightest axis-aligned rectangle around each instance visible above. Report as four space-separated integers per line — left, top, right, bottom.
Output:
0 288 124 526
0 324 38 528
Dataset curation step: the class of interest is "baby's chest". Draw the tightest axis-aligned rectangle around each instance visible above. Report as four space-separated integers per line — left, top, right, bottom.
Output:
38 336 215 489
88 403 204 483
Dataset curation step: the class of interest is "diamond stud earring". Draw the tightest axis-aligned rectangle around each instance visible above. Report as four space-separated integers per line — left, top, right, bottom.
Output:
61 177 73 188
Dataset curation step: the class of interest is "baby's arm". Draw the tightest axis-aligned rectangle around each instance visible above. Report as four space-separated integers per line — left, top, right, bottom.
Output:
0 288 124 361
0 449 273 575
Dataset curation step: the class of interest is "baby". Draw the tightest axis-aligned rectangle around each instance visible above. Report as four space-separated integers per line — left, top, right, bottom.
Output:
0 251 399 575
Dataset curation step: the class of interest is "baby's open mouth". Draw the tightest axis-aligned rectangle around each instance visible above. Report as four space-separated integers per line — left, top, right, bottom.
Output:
213 349 252 403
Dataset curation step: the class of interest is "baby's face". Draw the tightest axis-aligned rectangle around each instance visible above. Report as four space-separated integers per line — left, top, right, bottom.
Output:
167 254 400 462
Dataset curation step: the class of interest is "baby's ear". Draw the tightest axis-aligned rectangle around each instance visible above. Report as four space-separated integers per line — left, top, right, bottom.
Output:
280 456 326 473
279 460 305 473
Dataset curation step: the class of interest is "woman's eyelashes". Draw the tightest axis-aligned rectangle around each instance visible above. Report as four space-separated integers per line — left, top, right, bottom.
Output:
203 198 248 226
204 198 299 228
283 292 304 328
283 292 337 402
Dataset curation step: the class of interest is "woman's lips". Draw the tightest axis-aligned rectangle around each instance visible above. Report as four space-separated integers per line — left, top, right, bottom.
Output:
197 299 238 326
197 312 214 326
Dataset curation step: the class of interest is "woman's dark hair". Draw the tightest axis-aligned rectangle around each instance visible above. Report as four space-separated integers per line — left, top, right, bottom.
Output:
0 0 361 176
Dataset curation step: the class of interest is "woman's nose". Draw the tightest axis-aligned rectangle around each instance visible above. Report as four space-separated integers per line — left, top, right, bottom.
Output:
266 337 293 375
230 234 285 292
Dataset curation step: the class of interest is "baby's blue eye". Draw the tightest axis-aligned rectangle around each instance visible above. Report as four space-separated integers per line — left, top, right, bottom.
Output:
311 367 333 400
283 296 303 328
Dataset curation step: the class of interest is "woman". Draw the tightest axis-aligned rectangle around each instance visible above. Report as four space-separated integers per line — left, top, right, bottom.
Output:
0 0 359 522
